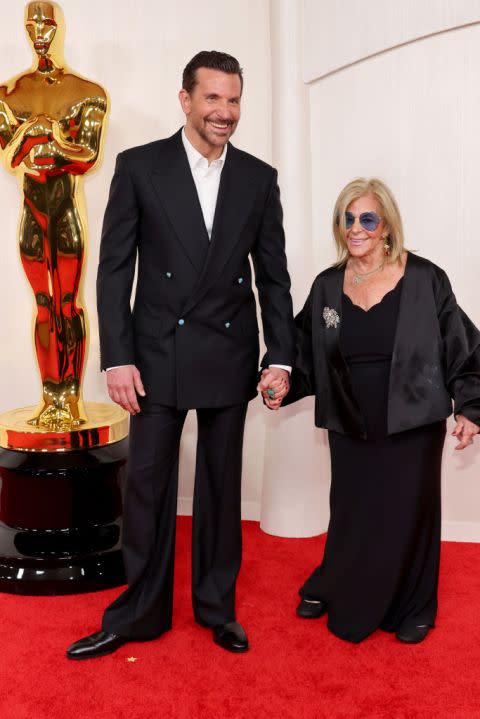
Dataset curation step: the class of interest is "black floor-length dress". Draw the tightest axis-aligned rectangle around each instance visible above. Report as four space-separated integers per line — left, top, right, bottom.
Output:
300 278 446 642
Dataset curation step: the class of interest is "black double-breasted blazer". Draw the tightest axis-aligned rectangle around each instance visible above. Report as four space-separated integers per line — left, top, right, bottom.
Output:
284 252 480 437
96 130 295 409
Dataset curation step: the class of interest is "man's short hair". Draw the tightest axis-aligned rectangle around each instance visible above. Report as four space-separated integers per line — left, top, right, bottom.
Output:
182 51 243 94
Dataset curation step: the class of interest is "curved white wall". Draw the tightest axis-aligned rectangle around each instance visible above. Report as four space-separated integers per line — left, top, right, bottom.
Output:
303 0 480 81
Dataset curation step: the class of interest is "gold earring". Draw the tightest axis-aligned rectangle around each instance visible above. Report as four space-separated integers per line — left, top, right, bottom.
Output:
383 235 391 256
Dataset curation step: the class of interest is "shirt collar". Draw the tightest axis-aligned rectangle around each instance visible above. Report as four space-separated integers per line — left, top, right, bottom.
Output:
182 127 227 170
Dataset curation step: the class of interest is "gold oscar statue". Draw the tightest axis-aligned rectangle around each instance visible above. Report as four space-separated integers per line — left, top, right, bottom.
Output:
0 1 127 450
0 3 127 594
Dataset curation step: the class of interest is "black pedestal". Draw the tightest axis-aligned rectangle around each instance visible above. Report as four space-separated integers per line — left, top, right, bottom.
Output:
0 439 127 595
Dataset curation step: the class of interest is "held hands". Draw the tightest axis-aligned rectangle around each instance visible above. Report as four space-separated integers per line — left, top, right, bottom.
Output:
452 414 480 450
257 368 290 410
106 365 145 415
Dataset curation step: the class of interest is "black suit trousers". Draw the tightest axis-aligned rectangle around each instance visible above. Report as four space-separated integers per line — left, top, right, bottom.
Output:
102 400 248 639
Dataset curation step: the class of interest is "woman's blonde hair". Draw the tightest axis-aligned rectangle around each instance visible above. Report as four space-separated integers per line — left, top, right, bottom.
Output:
332 178 405 265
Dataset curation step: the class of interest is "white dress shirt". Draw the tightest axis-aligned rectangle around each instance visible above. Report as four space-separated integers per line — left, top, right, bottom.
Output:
107 129 290 374
181 128 226 239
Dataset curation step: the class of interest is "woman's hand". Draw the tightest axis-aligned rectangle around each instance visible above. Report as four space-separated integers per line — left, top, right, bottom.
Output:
452 414 480 450
257 368 290 410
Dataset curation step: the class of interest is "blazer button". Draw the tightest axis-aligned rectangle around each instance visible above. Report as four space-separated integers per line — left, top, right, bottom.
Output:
238 277 244 284
166 272 172 279
178 319 185 326
225 322 231 328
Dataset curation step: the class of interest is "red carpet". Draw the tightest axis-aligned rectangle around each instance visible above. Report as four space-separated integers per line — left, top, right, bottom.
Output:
2 517 480 719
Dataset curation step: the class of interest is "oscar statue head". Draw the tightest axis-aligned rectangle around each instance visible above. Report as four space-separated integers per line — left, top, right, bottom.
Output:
24 2 65 66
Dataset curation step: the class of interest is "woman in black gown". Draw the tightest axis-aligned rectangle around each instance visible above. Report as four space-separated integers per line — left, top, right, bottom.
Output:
259 178 480 644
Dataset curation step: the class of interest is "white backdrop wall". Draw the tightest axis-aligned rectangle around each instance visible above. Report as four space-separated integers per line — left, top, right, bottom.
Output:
1 1 480 540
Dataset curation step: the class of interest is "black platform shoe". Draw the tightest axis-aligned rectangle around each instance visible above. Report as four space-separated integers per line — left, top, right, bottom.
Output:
396 624 431 644
296 597 327 619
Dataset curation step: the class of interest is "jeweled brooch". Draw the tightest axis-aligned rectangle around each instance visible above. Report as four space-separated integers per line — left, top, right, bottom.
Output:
323 306 340 328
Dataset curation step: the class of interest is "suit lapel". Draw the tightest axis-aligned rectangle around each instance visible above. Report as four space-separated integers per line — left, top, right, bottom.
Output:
182 145 254 315
149 131 210 273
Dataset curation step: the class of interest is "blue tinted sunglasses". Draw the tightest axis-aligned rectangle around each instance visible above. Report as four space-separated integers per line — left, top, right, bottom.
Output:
344 211 382 232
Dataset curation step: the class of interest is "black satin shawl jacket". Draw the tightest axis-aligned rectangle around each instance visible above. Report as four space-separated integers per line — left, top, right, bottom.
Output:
285 252 480 438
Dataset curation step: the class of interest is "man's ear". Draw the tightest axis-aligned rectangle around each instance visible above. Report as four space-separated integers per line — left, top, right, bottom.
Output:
178 89 191 115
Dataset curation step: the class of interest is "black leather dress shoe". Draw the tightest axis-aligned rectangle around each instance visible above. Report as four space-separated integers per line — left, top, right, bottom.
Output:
296 597 327 619
66 630 127 660
212 621 249 653
395 624 431 644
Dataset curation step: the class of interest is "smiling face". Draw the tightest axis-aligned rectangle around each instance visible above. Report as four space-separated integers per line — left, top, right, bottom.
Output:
25 2 57 57
179 67 241 159
344 194 388 262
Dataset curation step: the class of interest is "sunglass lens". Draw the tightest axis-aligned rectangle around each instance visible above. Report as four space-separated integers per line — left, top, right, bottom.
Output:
360 212 380 231
345 212 355 228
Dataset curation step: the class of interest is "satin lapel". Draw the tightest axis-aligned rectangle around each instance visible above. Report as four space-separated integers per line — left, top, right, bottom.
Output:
388 252 418 396
320 265 365 435
391 252 415 356
182 146 254 315
321 267 348 375
149 133 210 274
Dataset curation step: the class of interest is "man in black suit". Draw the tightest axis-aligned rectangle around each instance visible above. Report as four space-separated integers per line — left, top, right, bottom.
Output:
67 51 294 659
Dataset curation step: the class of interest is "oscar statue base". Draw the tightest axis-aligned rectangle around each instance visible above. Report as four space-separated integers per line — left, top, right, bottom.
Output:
0 403 129 595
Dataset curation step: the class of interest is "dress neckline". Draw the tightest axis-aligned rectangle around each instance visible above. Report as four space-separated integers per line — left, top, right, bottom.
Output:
343 277 403 313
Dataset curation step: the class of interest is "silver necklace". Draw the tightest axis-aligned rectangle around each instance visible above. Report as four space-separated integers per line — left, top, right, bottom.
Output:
351 260 385 285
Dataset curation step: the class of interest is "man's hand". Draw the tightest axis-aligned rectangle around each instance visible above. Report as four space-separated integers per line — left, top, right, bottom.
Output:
452 414 480 450
106 365 145 415
257 367 290 410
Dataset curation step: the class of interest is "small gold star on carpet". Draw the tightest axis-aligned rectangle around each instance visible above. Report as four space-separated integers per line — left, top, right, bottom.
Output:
126 656 138 663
